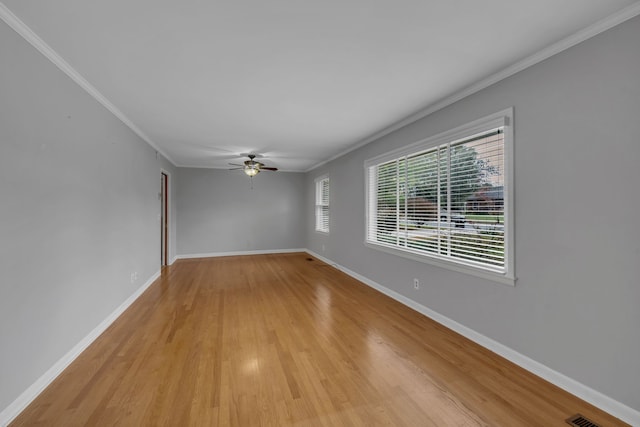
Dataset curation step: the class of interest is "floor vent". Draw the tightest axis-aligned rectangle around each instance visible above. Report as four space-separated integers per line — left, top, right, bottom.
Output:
566 414 601 427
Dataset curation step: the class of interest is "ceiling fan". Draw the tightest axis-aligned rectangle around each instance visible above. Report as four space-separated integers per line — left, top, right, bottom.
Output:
229 154 278 177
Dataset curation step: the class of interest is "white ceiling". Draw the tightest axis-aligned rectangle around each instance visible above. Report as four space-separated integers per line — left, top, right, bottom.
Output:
2 1 639 171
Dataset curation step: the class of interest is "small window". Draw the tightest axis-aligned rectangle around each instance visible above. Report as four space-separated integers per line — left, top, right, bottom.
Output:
315 175 330 233
365 109 514 284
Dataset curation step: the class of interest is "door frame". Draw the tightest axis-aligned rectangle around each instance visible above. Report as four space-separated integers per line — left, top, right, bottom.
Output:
161 170 170 266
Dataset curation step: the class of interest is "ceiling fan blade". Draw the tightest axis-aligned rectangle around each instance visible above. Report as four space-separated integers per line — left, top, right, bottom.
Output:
228 167 243 170
228 163 244 167
261 167 278 171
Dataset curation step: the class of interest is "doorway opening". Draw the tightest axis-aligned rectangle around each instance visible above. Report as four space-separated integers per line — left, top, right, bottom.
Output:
161 172 169 266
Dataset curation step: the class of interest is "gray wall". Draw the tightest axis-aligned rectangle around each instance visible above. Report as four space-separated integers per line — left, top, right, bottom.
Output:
177 168 306 255
306 16 640 411
0 20 177 412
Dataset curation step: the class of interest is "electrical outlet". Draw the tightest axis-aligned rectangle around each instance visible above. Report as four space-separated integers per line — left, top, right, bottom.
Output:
413 278 420 290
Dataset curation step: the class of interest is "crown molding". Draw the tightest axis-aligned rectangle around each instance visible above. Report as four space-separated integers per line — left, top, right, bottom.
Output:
0 2 176 166
305 1 640 173
2 0 639 174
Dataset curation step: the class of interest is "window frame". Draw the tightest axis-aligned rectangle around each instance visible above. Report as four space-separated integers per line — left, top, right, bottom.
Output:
315 174 330 234
364 108 515 285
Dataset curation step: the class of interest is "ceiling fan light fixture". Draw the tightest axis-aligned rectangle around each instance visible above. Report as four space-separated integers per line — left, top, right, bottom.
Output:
244 166 260 176
230 154 276 178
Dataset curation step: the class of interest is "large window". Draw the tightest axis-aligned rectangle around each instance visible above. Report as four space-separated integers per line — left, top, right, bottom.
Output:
315 175 330 233
365 109 514 284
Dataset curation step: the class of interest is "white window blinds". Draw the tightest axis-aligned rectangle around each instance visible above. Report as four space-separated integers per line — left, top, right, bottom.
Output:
315 176 330 233
366 122 510 277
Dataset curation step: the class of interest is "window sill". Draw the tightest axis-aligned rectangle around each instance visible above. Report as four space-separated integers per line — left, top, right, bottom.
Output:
364 241 516 286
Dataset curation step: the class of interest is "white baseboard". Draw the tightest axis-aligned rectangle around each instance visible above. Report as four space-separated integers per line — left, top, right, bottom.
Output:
175 248 306 260
305 250 640 426
4 252 637 426
0 270 161 427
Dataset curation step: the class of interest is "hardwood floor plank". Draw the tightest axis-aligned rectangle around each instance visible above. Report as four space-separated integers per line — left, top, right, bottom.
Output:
10 253 629 426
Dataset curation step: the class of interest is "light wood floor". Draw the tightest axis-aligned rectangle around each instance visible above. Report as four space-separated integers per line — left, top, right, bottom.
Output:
11 253 627 426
